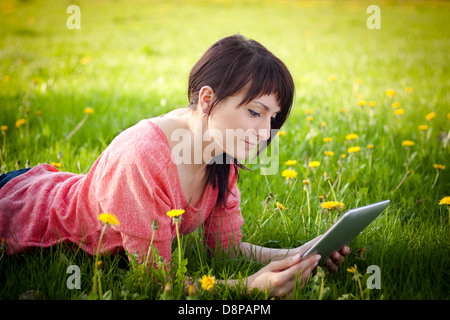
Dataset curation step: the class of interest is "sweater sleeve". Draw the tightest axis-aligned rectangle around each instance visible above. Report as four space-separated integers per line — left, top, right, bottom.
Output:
90 123 176 263
202 165 244 254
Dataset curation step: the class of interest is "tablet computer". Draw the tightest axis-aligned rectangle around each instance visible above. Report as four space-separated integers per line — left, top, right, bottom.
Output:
302 200 390 264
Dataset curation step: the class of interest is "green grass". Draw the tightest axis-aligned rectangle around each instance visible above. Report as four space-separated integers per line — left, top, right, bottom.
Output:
0 0 449 300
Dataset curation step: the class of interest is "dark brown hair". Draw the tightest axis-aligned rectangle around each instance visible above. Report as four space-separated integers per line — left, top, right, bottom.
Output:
188 34 295 209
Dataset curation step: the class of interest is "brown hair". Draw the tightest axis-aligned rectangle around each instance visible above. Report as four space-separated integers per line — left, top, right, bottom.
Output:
188 34 295 208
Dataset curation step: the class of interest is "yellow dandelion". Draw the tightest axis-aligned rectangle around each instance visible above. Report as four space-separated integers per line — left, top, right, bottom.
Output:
394 108 405 115
433 164 446 170
402 140 415 147
321 122 327 128
306 116 313 122
341 154 346 159
277 130 286 136
281 169 297 180
302 179 310 186
276 202 286 210
367 144 374 149
324 151 335 157
285 160 297 166
346 264 358 274
339 108 346 114
369 101 376 107
305 109 314 115
321 201 345 211
323 137 333 143
447 113 450 121
84 107 94 114
439 197 450 206
15 119 26 128
200 275 215 291
98 213 120 226
328 74 336 82
386 89 395 97
166 209 185 219
392 102 400 109
80 56 92 65
1 125 7 131
425 112 435 121
347 146 361 154
405 87 413 93
418 125 429 131
357 100 366 107
50 162 61 168
308 161 320 168
345 133 358 141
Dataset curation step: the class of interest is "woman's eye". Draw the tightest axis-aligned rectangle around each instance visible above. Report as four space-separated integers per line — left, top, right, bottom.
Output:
248 109 260 117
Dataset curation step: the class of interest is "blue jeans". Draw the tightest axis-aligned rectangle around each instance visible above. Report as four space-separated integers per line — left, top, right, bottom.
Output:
0 168 32 189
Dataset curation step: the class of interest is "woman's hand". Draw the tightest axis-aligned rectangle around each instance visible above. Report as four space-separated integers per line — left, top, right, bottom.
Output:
296 236 351 273
246 253 321 297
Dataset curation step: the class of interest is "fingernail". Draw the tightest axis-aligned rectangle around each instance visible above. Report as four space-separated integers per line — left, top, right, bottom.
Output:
292 254 300 262
315 255 322 261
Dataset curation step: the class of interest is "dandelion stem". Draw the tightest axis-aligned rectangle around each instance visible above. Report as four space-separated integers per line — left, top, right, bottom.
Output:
93 224 107 297
396 170 411 190
64 114 89 142
432 170 439 188
175 220 182 268
144 229 156 269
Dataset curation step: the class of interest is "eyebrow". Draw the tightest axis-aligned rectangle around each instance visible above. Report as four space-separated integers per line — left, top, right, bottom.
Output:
253 101 281 113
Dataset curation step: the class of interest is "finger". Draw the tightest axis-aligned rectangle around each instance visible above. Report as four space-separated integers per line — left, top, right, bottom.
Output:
331 251 345 265
279 254 321 283
268 253 302 272
326 258 339 273
340 246 350 255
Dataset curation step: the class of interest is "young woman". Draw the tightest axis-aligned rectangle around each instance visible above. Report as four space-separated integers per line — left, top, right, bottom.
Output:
0 34 348 297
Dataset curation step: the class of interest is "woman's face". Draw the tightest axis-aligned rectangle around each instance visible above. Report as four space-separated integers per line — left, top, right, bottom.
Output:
206 91 281 161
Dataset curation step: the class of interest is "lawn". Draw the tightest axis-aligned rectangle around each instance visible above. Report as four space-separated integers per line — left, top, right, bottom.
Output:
0 0 449 301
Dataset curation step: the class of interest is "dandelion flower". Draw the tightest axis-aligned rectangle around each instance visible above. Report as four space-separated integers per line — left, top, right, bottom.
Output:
341 154 346 159
308 161 320 168
80 56 92 65
385 89 395 97
50 162 61 168
285 160 297 166
84 107 94 114
306 116 313 122
302 179 310 186
394 108 405 115
281 169 297 180
392 102 400 109
15 119 26 128
276 202 286 210
277 130 286 136
323 137 333 143
345 133 358 141
324 151 335 157
98 213 120 226
418 125 429 131
200 275 215 291
347 146 361 153
346 264 358 274
425 112 435 121
433 164 446 170
321 122 327 128
1 125 7 131
439 197 450 206
369 101 376 107
357 100 366 106
367 144 374 149
166 209 185 219
339 109 346 114
321 201 345 211
405 87 413 93
305 109 314 115
402 140 415 147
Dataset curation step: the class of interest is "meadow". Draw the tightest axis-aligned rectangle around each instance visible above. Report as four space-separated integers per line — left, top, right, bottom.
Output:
0 0 449 301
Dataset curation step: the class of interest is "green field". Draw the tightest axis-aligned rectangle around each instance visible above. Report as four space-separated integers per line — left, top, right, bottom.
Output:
0 0 449 300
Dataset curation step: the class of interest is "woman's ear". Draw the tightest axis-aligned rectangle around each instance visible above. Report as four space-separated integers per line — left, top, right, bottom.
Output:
198 86 214 114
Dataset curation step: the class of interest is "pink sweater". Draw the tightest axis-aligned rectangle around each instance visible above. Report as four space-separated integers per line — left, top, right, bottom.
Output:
0 118 244 263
